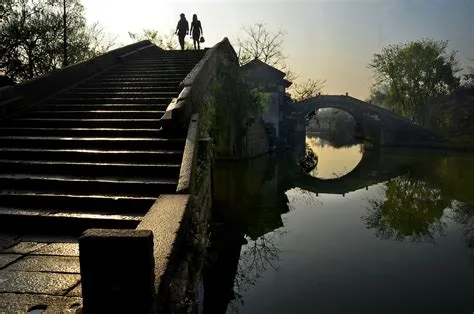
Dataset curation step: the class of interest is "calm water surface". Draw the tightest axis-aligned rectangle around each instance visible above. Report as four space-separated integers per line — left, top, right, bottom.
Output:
203 135 474 314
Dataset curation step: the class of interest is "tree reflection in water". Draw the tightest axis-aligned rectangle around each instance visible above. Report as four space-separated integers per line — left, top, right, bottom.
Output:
362 174 451 244
450 201 474 247
228 230 286 313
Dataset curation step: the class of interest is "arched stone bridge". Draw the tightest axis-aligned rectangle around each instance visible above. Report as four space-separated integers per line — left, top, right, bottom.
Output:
291 95 443 147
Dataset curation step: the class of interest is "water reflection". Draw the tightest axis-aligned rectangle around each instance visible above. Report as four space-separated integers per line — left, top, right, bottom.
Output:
362 174 450 244
204 142 474 314
306 135 364 179
204 154 289 314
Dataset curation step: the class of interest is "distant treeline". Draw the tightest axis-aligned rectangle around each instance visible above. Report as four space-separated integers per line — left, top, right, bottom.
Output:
1 0 115 83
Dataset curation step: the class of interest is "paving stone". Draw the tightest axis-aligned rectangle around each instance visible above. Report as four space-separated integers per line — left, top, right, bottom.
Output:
2 242 48 254
67 283 82 297
32 243 79 257
0 293 82 313
0 254 21 269
0 270 80 295
6 255 80 273
20 235 78 243
0 234 20 251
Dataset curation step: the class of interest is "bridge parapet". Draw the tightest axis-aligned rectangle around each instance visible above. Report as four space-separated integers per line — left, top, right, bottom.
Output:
0 40 157 119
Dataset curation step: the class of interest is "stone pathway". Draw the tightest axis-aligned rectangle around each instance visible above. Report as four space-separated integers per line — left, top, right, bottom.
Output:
0 234 82 313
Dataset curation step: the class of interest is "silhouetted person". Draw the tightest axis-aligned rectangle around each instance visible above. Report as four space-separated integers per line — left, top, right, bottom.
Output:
175 13 189 50
190 14 203 50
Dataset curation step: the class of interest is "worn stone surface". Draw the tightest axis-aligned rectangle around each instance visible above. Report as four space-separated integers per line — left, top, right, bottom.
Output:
67 283 82 297
0 271 80 295
0 293 82 313
0 254 21 269
2 242 48 254
32 243 79 257
244 119 270 158
0 234 19 251
6 255 80 273
137 194 189 294
177 114 199 194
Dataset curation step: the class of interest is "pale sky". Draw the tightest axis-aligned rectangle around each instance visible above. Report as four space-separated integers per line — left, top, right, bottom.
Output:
81 0 474 100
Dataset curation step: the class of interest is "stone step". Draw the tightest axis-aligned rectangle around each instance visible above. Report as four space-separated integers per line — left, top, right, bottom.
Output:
109 68 193 74
61 91 177 98
24 110 165 119
0 174 177 197
126 56 202 61
78 80 182 88
104 69 191 75
0 191 156 215
85 77 183 83
0 207 141 235
0 148 184 164
99 73 187 80
49 97 172 104
36 103 169 111
2 118 164 128
0 160 180 179
0 127 171 138
72 86 180 93
0 136 185 150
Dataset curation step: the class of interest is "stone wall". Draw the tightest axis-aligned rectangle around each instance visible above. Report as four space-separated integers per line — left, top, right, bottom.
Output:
242 118 270 158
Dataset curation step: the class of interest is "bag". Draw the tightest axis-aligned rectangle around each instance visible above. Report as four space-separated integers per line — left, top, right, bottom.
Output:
199 36 205 43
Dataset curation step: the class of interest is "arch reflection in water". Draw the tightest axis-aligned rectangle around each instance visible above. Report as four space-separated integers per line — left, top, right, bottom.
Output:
306 135 364 179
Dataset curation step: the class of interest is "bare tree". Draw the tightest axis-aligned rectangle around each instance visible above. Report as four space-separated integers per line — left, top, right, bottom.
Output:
236 23 287 67
292 78 326 101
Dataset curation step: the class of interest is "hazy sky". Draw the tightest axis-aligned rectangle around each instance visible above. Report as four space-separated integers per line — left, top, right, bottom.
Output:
81 0 474 99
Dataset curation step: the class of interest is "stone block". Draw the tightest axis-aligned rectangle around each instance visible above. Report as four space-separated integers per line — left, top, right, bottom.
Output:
0 270 80 295
137 194 190 309
79 229 155 314
178 86 192 101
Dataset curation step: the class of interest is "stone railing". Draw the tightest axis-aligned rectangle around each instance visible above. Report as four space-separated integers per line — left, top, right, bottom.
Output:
0 40 158 119
79 114 214 313
160 37 239 132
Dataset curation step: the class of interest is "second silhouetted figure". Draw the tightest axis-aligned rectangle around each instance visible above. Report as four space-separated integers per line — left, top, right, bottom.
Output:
175 13 189 50
190 14 203 50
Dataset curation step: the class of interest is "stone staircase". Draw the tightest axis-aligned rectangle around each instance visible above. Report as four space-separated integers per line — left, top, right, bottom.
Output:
0 49 206 234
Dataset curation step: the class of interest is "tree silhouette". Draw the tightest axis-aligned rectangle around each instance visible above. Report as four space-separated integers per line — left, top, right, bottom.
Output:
292 78 326 101
368 39 461 126
1 0 115 82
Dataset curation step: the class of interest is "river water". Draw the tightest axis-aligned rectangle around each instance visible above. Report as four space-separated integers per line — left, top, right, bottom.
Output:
203 134 474 314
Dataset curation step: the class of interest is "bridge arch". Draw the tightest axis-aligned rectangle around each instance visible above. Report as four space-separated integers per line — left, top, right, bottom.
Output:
290 95 435 147
305 105 373 144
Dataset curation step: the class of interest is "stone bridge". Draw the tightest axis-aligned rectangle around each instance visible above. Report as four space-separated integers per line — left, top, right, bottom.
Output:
0 38 246 313
291 95 443 147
